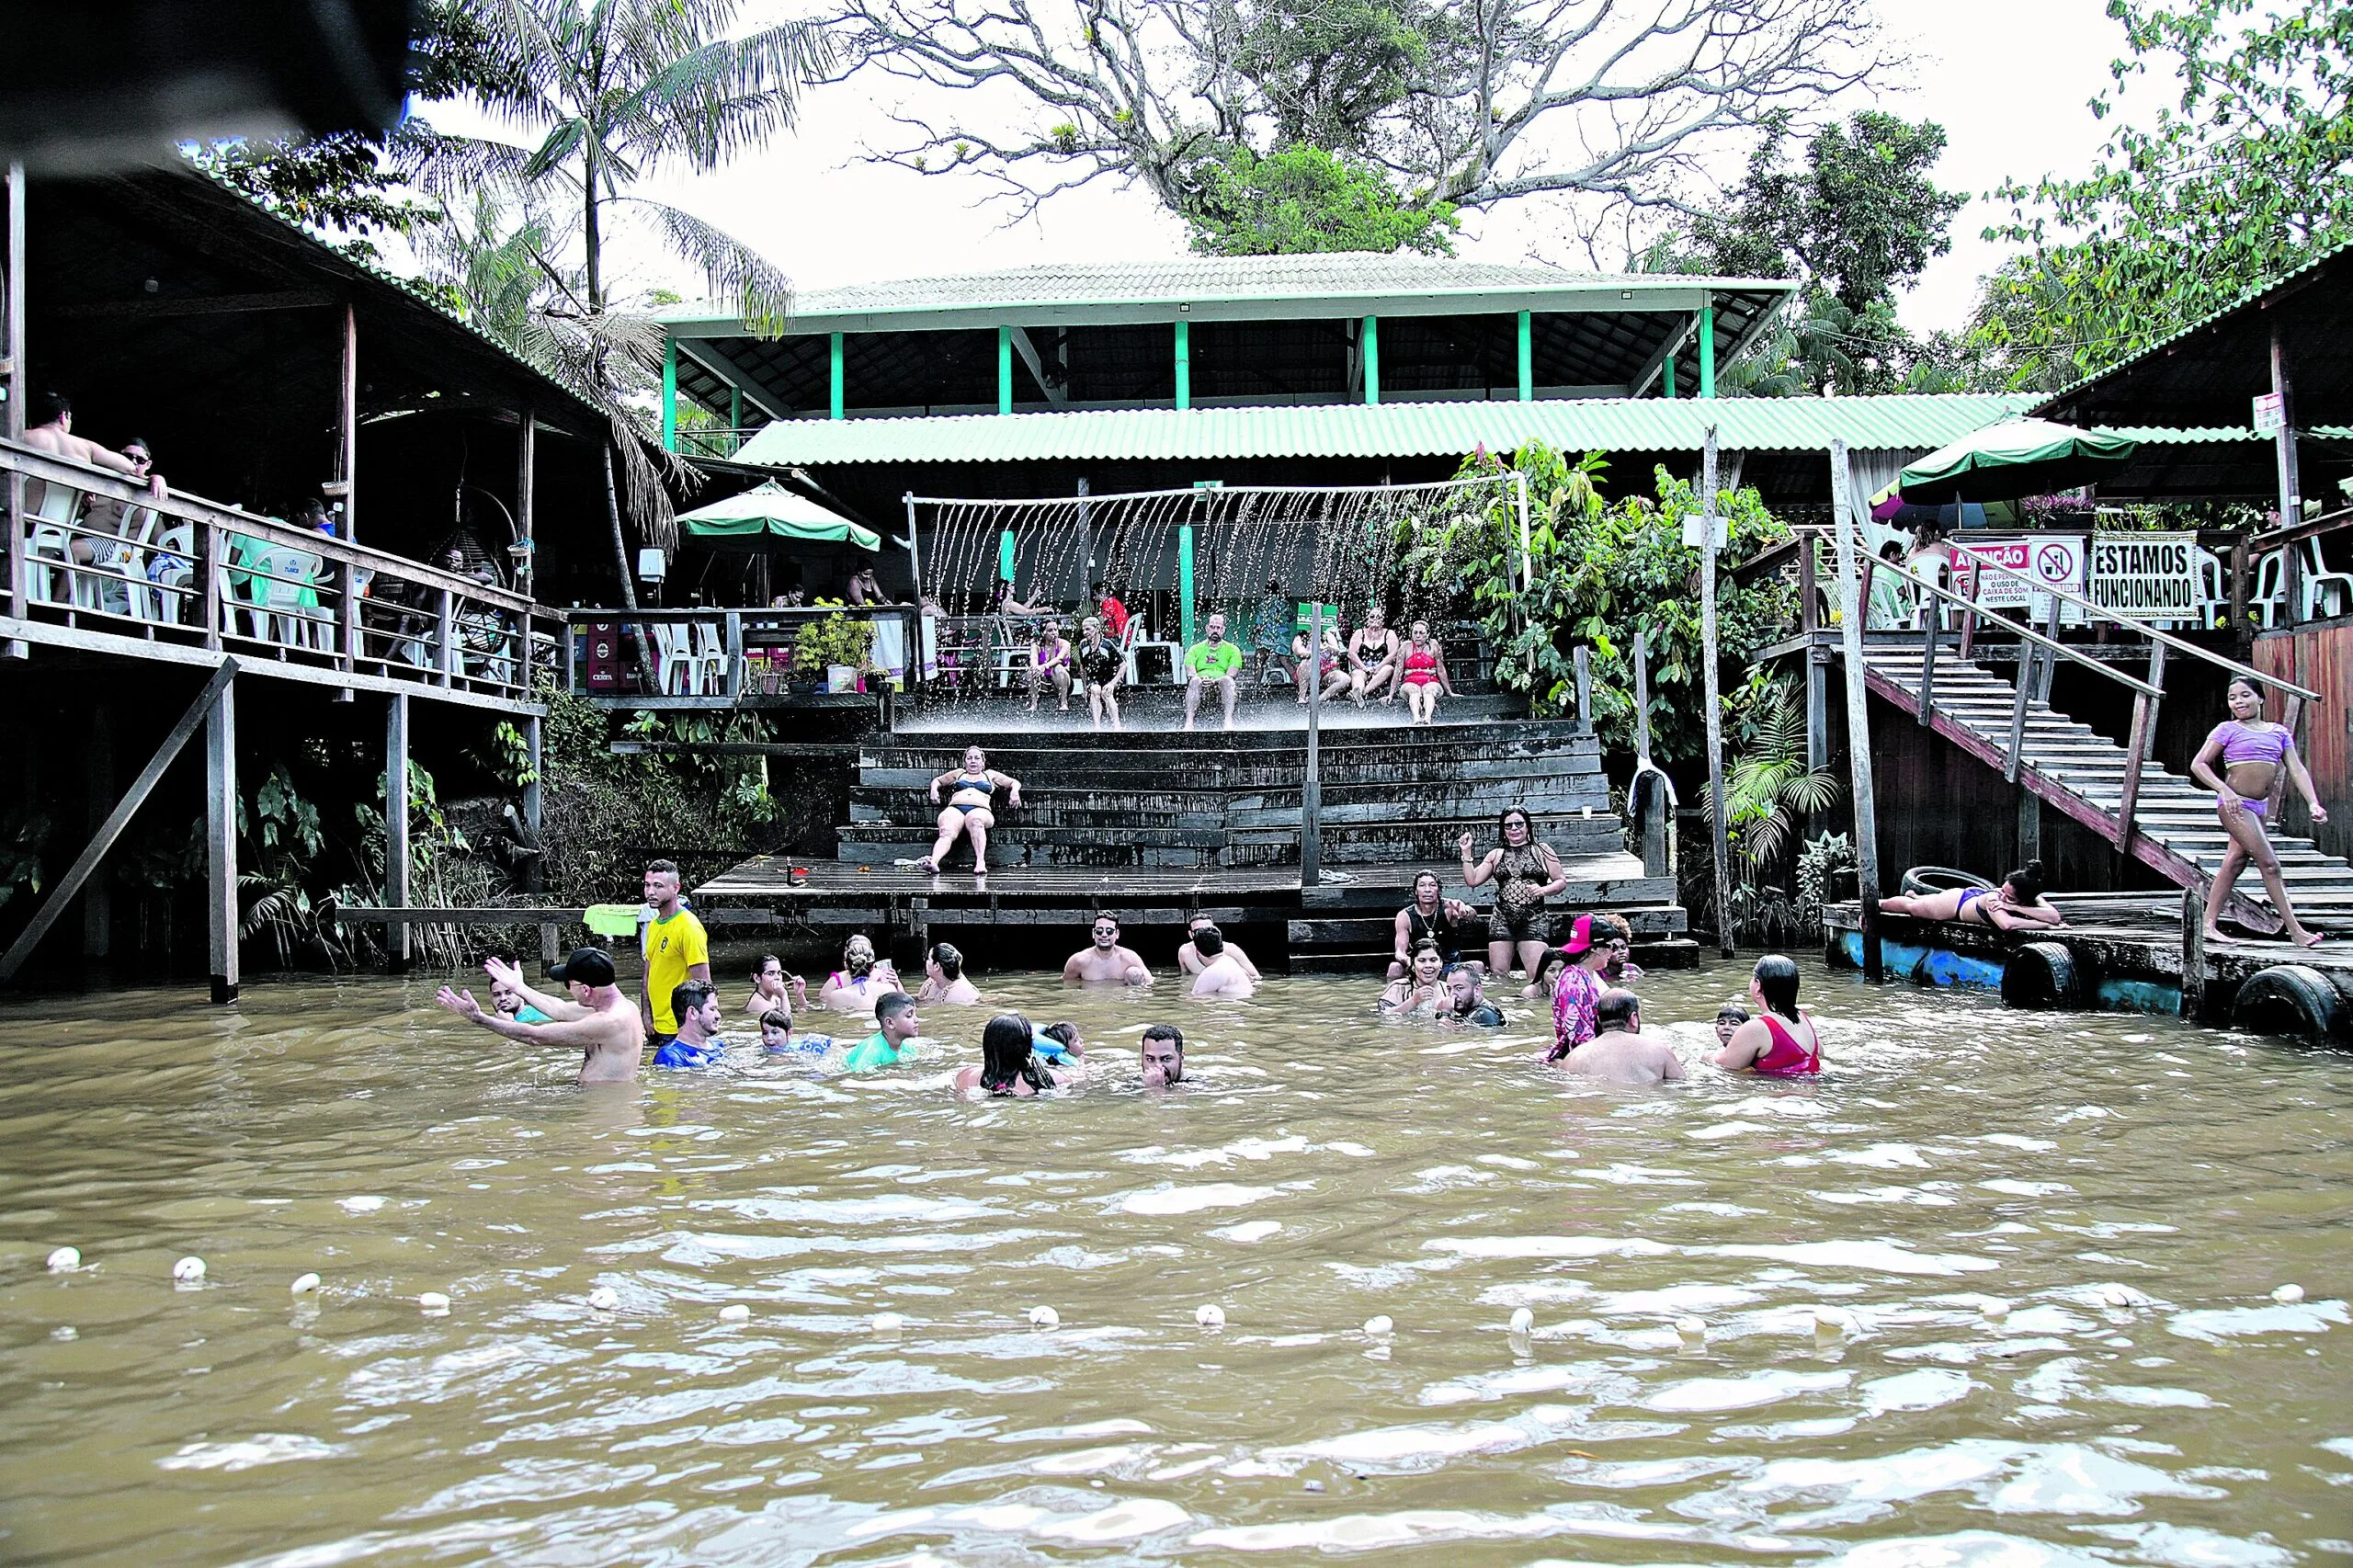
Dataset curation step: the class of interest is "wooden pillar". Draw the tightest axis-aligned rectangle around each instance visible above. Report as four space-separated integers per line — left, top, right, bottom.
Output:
1516 310 1533 402
2230 534 2249 633
339 301 358 543
1804 647 1830 840
828 333 846 421
385 693 410 970
1699 426 1733 957
205 674 238 1004
2270 323 2302 622
1174 319 1191 410
1360 316 1380 404
516 406 536 597
1632 636 1669 878
2180 887 2205 1021
2017 790 2040 866
526 711 554 965
6 163 27 651
1828 437 1883 981
1302 601 1324 886
83 704 112 958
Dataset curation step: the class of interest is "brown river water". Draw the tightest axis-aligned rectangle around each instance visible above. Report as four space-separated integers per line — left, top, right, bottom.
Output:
2 956 2349 1566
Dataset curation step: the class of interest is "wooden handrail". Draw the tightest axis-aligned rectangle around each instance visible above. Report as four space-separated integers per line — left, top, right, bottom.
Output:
1863 553 2164 699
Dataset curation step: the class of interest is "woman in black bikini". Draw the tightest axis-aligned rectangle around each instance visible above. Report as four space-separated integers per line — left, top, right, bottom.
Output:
1459 806 1568 984
1075 616 1124 731
920 744 1023 874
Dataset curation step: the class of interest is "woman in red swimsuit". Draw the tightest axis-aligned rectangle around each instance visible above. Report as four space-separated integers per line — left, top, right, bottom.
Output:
1712 953 1821 1076
1398 619 1453 726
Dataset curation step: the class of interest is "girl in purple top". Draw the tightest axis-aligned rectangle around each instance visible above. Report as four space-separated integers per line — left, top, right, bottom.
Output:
2189 676 2329 947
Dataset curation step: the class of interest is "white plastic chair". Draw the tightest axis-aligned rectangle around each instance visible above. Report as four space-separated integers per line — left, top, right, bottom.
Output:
2254 540 2353 626
649 621 718 694
687 619 732 692
146 523 195 625
249 544 325 646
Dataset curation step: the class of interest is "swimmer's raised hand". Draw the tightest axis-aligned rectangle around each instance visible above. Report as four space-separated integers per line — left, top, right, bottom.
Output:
1457 831 1475 856
483 954 523 990
436 985 485 1021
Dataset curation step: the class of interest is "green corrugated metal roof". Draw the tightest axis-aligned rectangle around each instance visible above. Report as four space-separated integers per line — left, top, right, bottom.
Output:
732 394 2042 466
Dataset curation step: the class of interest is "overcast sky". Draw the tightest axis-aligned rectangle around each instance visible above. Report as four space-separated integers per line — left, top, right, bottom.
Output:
446 0 2143 335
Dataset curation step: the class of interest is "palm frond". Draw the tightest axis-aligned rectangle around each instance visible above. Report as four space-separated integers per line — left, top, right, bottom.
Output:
624 19 835 170
634 199 795 334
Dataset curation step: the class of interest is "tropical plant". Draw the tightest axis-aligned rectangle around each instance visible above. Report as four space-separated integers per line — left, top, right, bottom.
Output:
0 807 51 911
1704 674 1841 875
236 765 345 969
791 612 878 676
1184 143 1459 256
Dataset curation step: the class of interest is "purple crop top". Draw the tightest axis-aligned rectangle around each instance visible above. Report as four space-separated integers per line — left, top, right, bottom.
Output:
2209 719 2291 767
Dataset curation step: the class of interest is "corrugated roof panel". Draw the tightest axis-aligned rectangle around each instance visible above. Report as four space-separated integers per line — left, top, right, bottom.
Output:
733 395 2043 468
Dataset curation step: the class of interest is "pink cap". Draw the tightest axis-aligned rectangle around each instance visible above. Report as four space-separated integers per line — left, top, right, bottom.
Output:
1560 914 1596 956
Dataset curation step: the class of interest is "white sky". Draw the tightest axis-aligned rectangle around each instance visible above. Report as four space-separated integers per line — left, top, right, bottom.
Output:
425 0 2142 336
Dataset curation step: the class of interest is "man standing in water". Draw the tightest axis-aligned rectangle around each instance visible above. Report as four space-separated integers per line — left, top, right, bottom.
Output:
640 859 710 1049
1064 913 1154 985
1187 924 1256 997
653 980 729 1069
1559 989 1686 1084
1178 914 1261 983
1140 1023 1186 1086
441 949 645 1084
1183 612 1243 733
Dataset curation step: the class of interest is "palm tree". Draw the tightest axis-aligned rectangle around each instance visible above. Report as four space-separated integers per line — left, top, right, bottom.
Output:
404 0 831 576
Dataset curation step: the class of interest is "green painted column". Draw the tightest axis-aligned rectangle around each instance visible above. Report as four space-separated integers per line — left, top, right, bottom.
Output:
1699 303 1716 398
999 529 1016 584
1663 353 1676 400
998 324 1014 415
1178 525 1196 651
1175 319 1191 410
1361 315 1381 404
1516 310 1533 402
829 332 845 421
660 337 677 451
728 384 742 438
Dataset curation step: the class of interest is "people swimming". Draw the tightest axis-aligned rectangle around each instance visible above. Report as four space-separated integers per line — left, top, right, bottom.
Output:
1139 1023 1186 1086
1544 915 1612 1062
953 1012 1076 1096
1713 1003 1749 1048
489 960 551 1024
1380 939 1449 1016
843 990 923 1072
1877 860 2067 934
1390 870 1477 978
639 858 710 1050
2190 676 2331 947
759 1006 834 1057
1713 954 1823 1076
919 744 1023 875
819 935 903 1017
439 949 645 1085
1186 924 1256 998
652 980 728 1069
1177 915 1261 983
1558 988 1686 1084
1442 964 1505 1027
1063 912 1154 986
1461 807 1568 984
743 953 806 1018
916 941 983 1006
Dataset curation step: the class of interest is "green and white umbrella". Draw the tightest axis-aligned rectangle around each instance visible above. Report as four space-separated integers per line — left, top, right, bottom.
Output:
1897 418 2137 505
677 481 881 551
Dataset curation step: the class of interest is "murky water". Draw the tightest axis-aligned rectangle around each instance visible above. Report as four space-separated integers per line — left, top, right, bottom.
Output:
3 957 2349 1566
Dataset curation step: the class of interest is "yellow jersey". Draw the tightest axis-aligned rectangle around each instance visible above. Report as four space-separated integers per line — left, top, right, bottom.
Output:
641 908 710 1034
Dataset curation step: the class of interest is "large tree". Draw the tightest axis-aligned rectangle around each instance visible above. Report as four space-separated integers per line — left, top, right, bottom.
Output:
829 0 1885 242
1981 0 2353 390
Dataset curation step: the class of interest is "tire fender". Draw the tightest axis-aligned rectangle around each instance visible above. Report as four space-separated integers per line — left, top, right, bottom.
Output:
2229 964 2349 1042
2001 940 2083 1010
1900 865 1993 898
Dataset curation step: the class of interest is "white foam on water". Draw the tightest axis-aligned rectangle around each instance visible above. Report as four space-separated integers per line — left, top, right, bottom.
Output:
1699 1240 1998 1276
336 1196 386 1214
1116 1184 1279 1216
1642 1369 1850 1413
1826 1143 1934 1169
1188 1506 1692 1553
1422 1235 1673 1261
158 1433 346 1471
1815 1528 2110 1567
1210 1220 1282 1243
1979 1134 2060 1153
2167 1299 2347 1342
1860 1369 1980 1415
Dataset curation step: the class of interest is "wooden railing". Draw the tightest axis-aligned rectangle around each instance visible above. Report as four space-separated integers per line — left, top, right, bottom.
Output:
3 437 539 703
560 605 924 699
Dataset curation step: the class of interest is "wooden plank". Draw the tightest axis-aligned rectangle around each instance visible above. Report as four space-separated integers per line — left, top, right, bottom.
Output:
2116 691 2151 851
205 674 238 1004
1700 426 1732 958
1828 440 1882 980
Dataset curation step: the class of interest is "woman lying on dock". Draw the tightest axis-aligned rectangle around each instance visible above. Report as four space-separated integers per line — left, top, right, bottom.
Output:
1876 860 2066 933
2191 676 2329 948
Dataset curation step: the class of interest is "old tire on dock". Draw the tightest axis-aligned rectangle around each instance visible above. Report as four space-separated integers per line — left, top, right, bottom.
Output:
2229 964 2348 1042
1900 866 1992 897
2000 941 2083 1010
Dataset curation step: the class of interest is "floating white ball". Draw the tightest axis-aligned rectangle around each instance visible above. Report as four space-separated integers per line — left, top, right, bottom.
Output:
45 1246 79 1273
1507 1307 1535 1335
1028 1305 1060 1329
2272 1283 2305 1304
290 1272 321 1295
1811 1306 1851 1338
587 1287 620 1312
1362 1314 1394 1336
1196 1303 1226 1329
718 1303 751 1322
1676 1315 1708 1346
1980 1297 2011 1322
418 1291 450 1312
871 1311 906 1333
172 1256 206 1283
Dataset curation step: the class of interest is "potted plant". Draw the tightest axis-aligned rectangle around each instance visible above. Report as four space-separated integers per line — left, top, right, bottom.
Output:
791 611 877 693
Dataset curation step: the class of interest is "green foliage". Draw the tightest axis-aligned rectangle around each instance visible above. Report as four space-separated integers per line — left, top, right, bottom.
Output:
1184 143 1459 256
791 612 879 676
1704 675 1842 873
0 807 51 910
1231 0 1447 155
1982 0 2353 388
1403 444 1795 767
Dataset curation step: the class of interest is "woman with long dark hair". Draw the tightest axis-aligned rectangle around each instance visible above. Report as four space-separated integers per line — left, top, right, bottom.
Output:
1460 806 1567 983
1713 954 1822 1076
953 1012 1072 1096
2190 676 2329 947
1878 861 2065 933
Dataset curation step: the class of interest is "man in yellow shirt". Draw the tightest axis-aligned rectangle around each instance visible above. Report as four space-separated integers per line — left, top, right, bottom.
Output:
640 858 711 1047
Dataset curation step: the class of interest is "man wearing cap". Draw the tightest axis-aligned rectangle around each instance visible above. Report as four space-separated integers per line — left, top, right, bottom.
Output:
1544 915 1611 1063
442 949 646 1084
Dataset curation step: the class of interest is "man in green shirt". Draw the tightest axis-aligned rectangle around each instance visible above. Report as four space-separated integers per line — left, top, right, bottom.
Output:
1183 611 1243 733
842 990 921 1072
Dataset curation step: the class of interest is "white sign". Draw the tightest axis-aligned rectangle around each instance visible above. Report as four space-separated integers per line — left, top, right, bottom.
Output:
2091 531 2205 622
1953 535 2086 618
2253 392 2286 435
1680 515 1730 550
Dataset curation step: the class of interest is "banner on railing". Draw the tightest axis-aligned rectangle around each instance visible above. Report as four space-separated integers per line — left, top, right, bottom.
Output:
1953 534 2086 617
2089 532 2204 622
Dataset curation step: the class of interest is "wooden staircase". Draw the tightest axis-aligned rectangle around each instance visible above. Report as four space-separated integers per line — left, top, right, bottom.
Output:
1854 641 2353 934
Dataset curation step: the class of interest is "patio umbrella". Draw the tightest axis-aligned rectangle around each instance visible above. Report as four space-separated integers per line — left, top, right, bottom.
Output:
1896 418 2137 505
677 481 881 551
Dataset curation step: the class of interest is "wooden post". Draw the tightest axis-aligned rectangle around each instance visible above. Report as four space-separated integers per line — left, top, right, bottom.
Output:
3 163 23 653
340 302 358 543
526 711 554 966
2230 534 2249 632
84 705 112 957
1631 632 1652 760
2271 321 2301 623
1574 643 1593 735
2117 691 2150 851
1302 599 1324 888
1699 426 1733 958
205 671 239 1004
338 559 358 674
1916 602 1938 726
1828 438 1883 981
2266 693 2304 823
2142 643 2165 762
201 519 224 651
437 586 455 686
517 405 536 597
385 693 410 970
1798 530 1818 632
2018 791 2040 865
724 608 743 699
2180 886 2205 1021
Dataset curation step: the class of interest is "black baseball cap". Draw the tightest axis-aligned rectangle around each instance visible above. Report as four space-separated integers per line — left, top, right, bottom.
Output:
549 946 616 988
